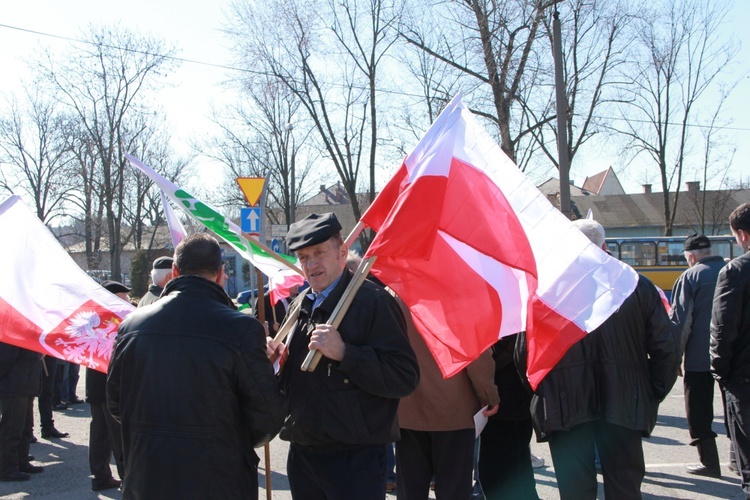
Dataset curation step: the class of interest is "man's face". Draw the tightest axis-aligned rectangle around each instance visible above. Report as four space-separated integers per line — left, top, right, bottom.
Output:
732 228 750 253
296 239 346 292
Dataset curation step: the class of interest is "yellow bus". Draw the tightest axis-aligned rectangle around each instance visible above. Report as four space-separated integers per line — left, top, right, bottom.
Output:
604 236 742 297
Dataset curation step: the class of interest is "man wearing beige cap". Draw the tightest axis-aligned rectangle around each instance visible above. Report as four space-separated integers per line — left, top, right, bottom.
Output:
267 212 419 499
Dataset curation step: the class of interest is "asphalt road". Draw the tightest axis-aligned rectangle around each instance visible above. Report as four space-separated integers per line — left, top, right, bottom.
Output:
0 373 744 499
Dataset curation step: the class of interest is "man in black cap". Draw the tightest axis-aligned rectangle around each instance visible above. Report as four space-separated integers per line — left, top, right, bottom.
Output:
107 233 286 499
670 233 727 477
267 212 419 499
138 256 173 307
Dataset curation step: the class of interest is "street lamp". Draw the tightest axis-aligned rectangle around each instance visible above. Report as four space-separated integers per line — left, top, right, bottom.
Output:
286 122 295 224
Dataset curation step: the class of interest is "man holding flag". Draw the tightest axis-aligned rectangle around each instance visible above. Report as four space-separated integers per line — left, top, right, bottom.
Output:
267 213 419 499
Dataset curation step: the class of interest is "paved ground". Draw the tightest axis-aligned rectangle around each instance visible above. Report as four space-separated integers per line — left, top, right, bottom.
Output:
0 374 745 499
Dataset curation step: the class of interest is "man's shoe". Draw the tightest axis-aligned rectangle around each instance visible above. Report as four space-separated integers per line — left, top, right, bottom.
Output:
30 434 38 443
92 477 121 492
19 463 43 474
686 464 721 478
0 471 31 482
52 403 70 411
69 396 85 405
41 427 69 439
386 481 396 493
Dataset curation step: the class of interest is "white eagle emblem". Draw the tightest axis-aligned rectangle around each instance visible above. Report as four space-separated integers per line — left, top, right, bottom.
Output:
55 310 120 369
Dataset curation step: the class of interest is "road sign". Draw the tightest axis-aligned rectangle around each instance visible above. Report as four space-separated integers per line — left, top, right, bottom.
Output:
240 207 262 235
270 224 288 238
236 178 265 206
271 238 281 254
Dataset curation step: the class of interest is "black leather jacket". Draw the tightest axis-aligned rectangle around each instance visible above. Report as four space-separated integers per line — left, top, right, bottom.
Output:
107 275 287 499
0 343 41 398
279 269 419 449
711 251 750 385
518 275 679 440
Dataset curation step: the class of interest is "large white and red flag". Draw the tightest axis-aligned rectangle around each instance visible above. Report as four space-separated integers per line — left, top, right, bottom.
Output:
0 196 135 373
361 95 638 389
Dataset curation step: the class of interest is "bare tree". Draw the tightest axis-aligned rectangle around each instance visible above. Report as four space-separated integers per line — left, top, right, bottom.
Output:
399 0 555 164
226 0 401 248
525 0 635 173
0 84 75 224
614 0 737 235
38 24 176 279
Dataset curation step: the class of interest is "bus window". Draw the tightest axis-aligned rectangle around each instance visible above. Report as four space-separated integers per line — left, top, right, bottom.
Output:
606 241 619 258
657 241 687 266
712 241 733 261
620 241 657 266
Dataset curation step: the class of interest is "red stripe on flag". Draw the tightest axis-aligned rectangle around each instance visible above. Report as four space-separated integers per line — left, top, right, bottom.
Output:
0 296 45 352
525 295 588 389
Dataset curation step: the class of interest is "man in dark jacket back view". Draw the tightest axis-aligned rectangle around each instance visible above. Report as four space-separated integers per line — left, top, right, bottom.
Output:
519 219 679 500
107 233 287 499
711 202 750 499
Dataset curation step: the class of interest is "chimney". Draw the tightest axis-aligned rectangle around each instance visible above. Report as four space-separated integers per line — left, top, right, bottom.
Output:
643 184 652 194
686 181 700 192
320 184 326 193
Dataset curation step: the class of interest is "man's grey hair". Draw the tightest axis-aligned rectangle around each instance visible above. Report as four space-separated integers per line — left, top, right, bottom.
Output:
151 267 172 287
572 219 606 247
686 247 712 260
346 249 362 273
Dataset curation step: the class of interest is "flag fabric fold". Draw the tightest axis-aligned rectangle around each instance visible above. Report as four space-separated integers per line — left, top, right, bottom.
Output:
361 94 638 389
160 189 187 249
126 154 305 300
0 196 135 372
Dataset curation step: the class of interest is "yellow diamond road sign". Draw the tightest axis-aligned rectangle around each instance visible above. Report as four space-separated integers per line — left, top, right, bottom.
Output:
236 177 266 206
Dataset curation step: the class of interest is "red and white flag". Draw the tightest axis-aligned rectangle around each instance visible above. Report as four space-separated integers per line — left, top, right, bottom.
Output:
362 95 638 389
0 196 135 373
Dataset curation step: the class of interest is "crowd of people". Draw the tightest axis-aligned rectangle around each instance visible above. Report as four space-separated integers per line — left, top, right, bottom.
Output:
1 202 750 500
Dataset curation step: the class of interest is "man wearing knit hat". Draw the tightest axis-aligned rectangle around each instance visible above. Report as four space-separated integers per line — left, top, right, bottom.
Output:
267 212 419 499
670 233 727 477
138 256 173 307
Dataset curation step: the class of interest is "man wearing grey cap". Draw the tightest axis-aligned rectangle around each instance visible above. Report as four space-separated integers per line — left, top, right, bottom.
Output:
137 256 173 307
267 212 419 499
670 233 727 477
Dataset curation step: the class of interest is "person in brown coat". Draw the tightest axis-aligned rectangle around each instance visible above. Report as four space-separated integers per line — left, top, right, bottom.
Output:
396 294 499 500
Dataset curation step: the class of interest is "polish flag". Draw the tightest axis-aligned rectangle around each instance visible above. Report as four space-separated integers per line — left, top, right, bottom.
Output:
361 95 638 389
0 196 135 372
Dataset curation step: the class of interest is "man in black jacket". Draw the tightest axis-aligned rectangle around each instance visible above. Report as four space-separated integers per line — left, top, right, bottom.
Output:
137 256 173 307
0 343 43 481
107 233 287 500
711 202 750 498
519 219 679 500
267 213 419 500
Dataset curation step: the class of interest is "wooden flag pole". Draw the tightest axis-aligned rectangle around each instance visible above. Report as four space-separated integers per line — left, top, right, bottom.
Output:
240 230 304 276
300 255 377 372
254 267 273 500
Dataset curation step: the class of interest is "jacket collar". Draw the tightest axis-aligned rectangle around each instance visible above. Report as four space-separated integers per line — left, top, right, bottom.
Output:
162 275 237 310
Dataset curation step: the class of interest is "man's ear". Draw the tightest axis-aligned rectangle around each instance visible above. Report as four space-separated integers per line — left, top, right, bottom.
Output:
172 264 180 278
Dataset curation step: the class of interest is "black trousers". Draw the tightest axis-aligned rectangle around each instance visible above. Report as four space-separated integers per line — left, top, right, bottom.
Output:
0 396 33 476
89 402 124 483
548 420 644 500
478 419 538 500
37 357 59 430
724 381 750 499
287 443 386 500
684 371 718 445
396 428 475 500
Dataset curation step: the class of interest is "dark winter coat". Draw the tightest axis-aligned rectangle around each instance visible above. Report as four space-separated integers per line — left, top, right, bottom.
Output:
107 275 287 500
0 343 41 398
711 251 750 385
279 268 419 449
518 274 679 440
